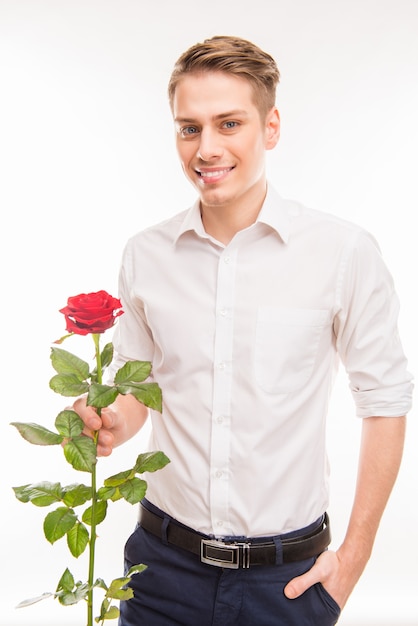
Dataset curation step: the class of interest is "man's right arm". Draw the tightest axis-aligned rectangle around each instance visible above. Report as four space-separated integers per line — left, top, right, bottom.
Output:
73 393 149 457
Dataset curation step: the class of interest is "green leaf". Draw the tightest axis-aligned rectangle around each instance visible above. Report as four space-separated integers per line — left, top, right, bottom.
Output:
106 487 124 502
87 383 119 409
102 604 120 619
126 563 148 576
11 422 63 446
50 347 90 380
49 373 89 397
97 485 117 500
56 567 75 593
56 586 83 606
13 481 63 507
106 587 133 601
118 382 162 412
104 469 135 487
82 499 108 526
56 575 90 605
96 597 120 622
114 360 152 384
96 597 110 622
12 484 31 503
101 342 114 369
111 490 123 502
63 436 97 473
67 520 89 557
62 483 92 507
55 410 84 438
134 451 171 474
107 575 135 598
119 477 147 505
44 507 77 543
93 577 108 591
90 343 115 383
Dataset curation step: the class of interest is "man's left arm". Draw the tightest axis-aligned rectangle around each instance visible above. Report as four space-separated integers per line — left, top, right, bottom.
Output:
284 414 406 609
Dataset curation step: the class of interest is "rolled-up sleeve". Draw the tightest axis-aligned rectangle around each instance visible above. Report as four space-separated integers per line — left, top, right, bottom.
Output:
335 230 413 417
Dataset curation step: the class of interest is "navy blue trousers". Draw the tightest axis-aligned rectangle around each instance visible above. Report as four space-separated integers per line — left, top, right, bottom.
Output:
119 503 341 626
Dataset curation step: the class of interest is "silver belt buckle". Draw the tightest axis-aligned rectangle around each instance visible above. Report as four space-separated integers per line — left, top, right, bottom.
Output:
200 539 251 569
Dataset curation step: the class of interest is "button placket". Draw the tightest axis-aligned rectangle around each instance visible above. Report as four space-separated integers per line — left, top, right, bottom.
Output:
209 248 237 533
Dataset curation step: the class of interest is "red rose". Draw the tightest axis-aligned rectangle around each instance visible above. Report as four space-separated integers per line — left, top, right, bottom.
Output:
59 290 124 335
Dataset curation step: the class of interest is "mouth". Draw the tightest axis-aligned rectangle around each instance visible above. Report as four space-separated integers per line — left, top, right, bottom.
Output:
195 167 234 184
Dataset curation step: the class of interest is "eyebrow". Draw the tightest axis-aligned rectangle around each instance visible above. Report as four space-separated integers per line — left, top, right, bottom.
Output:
174 109 250 124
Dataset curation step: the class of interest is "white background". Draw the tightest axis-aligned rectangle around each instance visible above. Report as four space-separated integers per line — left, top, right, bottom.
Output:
0 1 417 624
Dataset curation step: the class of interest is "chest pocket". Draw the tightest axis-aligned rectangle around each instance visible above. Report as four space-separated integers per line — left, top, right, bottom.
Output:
255 308 329 394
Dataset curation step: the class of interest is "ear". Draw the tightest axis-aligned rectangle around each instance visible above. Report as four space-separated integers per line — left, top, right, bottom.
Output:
264 107 280 150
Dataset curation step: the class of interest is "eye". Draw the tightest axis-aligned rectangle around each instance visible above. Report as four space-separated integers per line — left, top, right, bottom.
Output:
179 126 200 138
223 121 239 130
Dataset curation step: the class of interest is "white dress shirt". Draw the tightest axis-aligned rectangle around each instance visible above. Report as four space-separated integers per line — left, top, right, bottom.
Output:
110 185 413 537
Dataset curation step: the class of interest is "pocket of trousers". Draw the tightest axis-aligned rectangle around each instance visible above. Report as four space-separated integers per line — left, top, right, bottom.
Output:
315 582 341 619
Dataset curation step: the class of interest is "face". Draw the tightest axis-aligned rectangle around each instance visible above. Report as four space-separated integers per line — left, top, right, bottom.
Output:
172 71 280 214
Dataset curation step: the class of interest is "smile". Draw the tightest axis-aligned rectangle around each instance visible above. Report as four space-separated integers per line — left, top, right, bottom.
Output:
196 167 234 182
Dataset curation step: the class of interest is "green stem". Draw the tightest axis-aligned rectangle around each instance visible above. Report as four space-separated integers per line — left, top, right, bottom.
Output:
94 333 103 386
87 333 102 626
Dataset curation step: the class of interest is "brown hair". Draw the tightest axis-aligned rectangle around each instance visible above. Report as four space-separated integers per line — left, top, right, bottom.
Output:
168 35 280 119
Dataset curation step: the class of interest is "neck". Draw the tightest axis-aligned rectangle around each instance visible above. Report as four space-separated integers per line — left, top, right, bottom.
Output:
200 183 267 245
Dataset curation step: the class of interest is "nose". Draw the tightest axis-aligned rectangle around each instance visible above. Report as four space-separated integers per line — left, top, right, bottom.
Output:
197 128 223 161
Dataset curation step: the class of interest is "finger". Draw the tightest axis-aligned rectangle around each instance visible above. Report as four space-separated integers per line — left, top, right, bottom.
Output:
71 398 102 430
80 405 102 430
76 414 101 434
96 442 113 457
284 550 336 600
100 407 116 429
284 568 319 600
96 431 114 457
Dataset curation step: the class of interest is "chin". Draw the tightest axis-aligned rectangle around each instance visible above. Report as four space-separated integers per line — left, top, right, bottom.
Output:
201 193 230 208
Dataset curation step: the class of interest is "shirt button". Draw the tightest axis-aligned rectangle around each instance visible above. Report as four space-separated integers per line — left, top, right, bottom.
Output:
215 470 223 479
218 362 226 370
224 256 231 264
216 415 224 424
217 520 224 528
219 308 227 317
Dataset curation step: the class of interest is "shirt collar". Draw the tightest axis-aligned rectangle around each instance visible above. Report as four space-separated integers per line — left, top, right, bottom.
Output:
174 183 291 245
256 184 290 243
174 197 208 244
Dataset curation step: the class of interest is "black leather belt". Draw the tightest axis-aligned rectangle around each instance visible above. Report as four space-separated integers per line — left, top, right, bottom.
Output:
139 504 331 569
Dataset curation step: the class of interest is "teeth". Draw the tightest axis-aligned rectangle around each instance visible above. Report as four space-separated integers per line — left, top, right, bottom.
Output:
199 168 230 178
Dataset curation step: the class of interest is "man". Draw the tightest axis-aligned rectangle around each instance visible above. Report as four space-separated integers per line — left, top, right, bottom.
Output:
74 36 413 625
